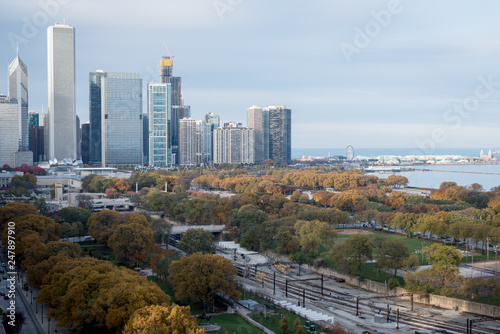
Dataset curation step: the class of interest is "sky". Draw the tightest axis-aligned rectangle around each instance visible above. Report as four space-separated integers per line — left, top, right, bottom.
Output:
1 0 500 150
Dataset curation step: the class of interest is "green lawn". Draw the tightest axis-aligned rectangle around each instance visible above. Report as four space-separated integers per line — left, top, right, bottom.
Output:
211 314 266 334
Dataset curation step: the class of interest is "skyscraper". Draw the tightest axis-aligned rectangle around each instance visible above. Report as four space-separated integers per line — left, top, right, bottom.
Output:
81 123 90 164
213 123 255 164
143 114 149 165
47 23 76 160
179 117 196 165
196 120 212 165
30 126 44 163
101 72 143 166
0 101 19 167
148 82 172 166
159 55 190 164
42 113 49 161
8 52 29 151
247 106 269 163
28 110 38 152
204 112 220 163
89 70 107 165
265 105 291 164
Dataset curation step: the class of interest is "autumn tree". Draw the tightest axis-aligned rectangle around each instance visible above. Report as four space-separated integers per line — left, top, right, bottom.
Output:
0 202 38 228
374 239 411 277
280 315 289 333
108 223 155 266
177 228 215 255
123 304 204 334
87 210 121 244
168 253 240 310
59 206 92 225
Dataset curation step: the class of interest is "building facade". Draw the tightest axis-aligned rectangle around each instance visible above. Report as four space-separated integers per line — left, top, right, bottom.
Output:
196 120 212 165
89 70 107 165
246 105 269 163
213 123 255 164
148 83 172 166
8 52 29 151
48 24 76 160
265 105 291 164
81 123 89 164
30 126 44 163
179 117 196 165
0 102 19 167
101 72 143 166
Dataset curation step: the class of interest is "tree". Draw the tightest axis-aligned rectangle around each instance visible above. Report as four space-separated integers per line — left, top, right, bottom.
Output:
87 210 121 244
0 202 38 227
154 252 180 281
280 315 289 333
150 218 172 246
177 228 215 255
108 223 155 266
294 220 337 252
425 244 462 272
376 239 410 277
34 198 49 216
60 206 92 224
123 305 204 334
330 235 372 276
168 253 240 310
293 318 301 332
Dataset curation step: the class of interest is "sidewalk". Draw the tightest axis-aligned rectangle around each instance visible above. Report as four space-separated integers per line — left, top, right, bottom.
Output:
235 308 275 334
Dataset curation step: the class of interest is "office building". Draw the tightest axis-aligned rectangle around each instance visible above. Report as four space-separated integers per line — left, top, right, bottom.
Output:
101 72 143 166
89 70 107 164
0 101 19 167
265 105 291 164
30 126 44 163
204 112 220 163
148 82 172 166
48 23 76 160
76 115 81 160
42 113 49 161
247 106 269 163
179 117 196 165
8 51 29 151
81 123 89 164
213 123 255 164
28 111 38 151
143 115 149 165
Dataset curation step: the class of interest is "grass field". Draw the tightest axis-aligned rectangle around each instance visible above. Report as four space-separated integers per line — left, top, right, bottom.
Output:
210 314 266 334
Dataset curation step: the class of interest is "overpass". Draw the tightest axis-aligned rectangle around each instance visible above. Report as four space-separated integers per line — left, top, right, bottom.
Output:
171 225 225 235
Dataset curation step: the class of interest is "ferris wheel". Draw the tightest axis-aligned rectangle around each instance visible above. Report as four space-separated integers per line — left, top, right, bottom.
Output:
346 145 354 161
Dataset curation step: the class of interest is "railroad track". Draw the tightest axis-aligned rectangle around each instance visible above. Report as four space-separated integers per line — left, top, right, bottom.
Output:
237 267 496 334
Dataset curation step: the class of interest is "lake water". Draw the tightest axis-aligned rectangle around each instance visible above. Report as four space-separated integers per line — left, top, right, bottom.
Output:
372 164 500 190
292 148 500 190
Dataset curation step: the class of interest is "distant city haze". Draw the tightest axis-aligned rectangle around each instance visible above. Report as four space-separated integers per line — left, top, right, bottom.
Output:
1 1 499 149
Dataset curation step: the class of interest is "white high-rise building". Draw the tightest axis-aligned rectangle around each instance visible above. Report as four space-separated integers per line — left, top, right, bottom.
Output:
48 23 76 161
179 118 196 165
213 123 255 164
0 101 19 167
247 105 269 163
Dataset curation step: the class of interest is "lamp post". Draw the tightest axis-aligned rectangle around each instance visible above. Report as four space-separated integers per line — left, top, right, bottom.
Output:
494 245 499 275
421 241 426 265
470 245 476 278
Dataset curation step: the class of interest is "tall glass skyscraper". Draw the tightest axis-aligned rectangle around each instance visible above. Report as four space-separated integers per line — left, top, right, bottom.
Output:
247 106 269 163
159 55 189 164
101 72 143 166
148 82 172 166
179 117 196 165
8 52 29 151
48 24 76 161
89 70 107 165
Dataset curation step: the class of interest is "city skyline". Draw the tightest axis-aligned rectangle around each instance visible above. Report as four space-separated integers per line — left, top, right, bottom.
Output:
1 1 500 149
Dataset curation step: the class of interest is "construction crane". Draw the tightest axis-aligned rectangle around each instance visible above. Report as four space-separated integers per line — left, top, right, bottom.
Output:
162 40 174 59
